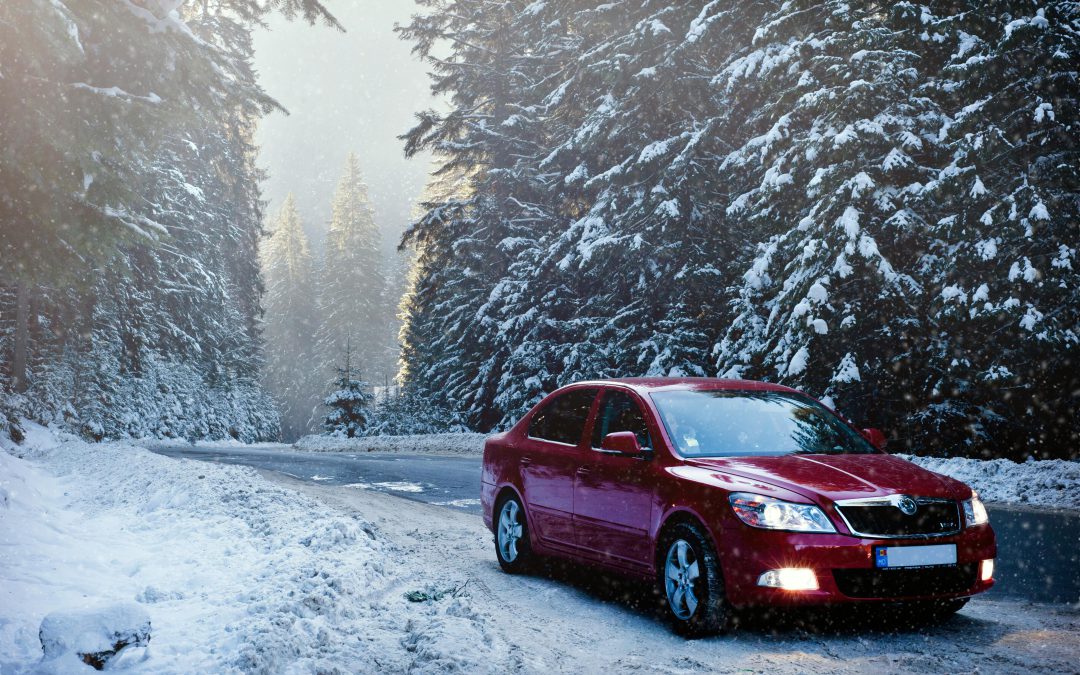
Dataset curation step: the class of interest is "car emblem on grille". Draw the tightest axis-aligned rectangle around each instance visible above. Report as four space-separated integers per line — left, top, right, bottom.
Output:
896 496 918 515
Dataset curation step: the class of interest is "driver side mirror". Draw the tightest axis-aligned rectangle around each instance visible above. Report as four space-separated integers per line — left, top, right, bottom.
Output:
862 427 888 451
601 431 650 458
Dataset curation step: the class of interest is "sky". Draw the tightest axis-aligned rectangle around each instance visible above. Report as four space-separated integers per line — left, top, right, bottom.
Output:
253 0 435 256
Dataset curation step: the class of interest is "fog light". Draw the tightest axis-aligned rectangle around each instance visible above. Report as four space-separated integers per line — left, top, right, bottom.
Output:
980 558 994 581
757 567 819 591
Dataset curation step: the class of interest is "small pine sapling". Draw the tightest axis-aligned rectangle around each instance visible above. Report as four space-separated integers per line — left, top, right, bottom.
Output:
323 339 373 438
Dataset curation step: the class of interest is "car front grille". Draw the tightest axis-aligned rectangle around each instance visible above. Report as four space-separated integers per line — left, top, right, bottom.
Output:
836 499 961 537
833 563 978 599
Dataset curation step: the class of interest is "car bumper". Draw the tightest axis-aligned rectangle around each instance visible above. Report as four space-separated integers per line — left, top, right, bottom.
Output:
720 523 997 606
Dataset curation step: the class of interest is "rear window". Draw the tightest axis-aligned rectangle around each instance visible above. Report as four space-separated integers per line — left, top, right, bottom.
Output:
528 388 598 446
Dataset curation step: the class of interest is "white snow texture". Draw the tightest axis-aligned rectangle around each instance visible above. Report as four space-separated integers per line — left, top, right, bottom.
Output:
0 425 505 672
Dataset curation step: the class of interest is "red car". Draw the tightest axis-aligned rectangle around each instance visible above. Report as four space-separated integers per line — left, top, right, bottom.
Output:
481 378 996 635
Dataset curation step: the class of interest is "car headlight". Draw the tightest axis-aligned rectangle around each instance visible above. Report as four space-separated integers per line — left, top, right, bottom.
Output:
729 492 836 533
962 493 989 527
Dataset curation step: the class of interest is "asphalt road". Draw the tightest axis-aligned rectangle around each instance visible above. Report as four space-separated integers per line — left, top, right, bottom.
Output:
146 444 484 512
145 443 1078 604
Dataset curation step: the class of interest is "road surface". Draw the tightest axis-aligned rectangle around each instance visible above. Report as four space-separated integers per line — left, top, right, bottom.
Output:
145 443 1079 604
146 443 484 512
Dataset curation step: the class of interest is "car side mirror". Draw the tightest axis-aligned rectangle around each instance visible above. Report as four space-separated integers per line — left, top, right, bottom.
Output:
601 431 649 458
862 427 888 451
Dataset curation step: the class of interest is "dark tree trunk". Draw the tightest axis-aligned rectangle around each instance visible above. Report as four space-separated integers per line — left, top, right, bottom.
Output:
12 281 29 393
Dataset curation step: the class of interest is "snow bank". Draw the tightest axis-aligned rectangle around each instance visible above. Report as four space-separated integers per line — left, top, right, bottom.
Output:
904 454 1080 510
39 603 151 671
0 425 509 672
294 432 488 456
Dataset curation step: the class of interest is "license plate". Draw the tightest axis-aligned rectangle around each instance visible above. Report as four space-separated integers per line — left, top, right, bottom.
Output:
874 544 957 568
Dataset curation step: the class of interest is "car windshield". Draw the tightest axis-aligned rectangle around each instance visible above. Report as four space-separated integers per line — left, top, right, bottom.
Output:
651 389 877 457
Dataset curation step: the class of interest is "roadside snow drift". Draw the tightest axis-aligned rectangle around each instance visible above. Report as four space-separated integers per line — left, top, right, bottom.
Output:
904 454 1080 510
0 426 508 672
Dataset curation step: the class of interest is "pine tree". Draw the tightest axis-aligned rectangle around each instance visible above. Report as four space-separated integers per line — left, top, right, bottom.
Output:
390 0 1079 461
314 154 389 406
323 339 372 438
914 1 1080 457
0 0 337 441
485 1 769 427
711 1 945 437
261 195 320 440
397 0 575 428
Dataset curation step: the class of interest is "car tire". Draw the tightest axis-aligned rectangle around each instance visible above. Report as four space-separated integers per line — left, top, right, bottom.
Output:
494 493 534 573
658 521 731 637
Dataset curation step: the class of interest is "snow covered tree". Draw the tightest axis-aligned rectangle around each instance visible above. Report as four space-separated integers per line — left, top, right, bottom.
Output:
0 0 340 441
323 340 372 438
714 1 943 437
485 2 771 426
261 195 320 440
913 1 1080 458
397 0 555 429
313 154 391 407
393 0 1078 460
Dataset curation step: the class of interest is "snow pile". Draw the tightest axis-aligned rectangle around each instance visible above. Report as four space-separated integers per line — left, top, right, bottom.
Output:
0 424 511 672
39 604 151 671
904 454 1080 510
295 432 488 456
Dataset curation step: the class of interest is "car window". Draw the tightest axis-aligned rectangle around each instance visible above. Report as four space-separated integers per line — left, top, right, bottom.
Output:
650 389 877 457
591 389 652 451
528 388 598 446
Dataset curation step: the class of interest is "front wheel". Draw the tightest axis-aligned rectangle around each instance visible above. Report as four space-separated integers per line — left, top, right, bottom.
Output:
494 494 534 573
658 521 731 637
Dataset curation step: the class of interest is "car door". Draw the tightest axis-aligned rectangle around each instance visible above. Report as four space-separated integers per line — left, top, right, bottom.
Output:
573 387 657 568
519 387 598 549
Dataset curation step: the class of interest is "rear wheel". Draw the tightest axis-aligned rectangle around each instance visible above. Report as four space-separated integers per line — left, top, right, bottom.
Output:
658 521 731 636
494 494 534 573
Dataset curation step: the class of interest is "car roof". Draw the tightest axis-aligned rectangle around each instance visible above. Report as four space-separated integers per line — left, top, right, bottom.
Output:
568 377 800 395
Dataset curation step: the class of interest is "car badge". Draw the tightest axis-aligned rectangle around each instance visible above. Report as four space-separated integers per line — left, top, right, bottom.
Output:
897 495 918 515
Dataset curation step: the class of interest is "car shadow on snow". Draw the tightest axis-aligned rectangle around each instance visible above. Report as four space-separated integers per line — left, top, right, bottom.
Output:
523 558 1006 641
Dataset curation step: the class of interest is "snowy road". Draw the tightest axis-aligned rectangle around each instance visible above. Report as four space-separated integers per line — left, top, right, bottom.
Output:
146 444 484 512
271 472 1080 674
145 442 1080 605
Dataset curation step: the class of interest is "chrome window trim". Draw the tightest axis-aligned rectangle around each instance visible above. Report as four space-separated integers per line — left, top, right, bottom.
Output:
833 495 962 539
524 435 578 448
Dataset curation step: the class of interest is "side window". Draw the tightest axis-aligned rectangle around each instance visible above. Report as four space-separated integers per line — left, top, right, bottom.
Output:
591 389 652 450
528 388 598 446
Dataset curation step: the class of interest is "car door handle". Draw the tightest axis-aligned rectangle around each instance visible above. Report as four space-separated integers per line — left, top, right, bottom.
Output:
576 467 591 476
520 456 532 467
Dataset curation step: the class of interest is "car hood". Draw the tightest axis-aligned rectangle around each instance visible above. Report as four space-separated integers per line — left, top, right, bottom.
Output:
683 453 972 504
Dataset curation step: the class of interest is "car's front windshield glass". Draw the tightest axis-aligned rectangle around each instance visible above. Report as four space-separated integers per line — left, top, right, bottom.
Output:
650 389 877 458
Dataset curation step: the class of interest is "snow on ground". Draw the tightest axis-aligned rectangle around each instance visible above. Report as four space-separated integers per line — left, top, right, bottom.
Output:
293 432 489 456
903 455 1080 510
279 473 1080 675
4 426 1079 673
0 425 507 672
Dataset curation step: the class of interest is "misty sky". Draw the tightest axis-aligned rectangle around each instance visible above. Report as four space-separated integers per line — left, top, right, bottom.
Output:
253 0 435 256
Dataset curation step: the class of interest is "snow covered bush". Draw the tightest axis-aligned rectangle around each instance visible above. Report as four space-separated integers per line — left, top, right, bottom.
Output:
362 390 470 436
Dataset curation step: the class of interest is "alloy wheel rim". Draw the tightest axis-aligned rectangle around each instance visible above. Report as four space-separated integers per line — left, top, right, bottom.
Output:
664 539 701 620
498 500 523 562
